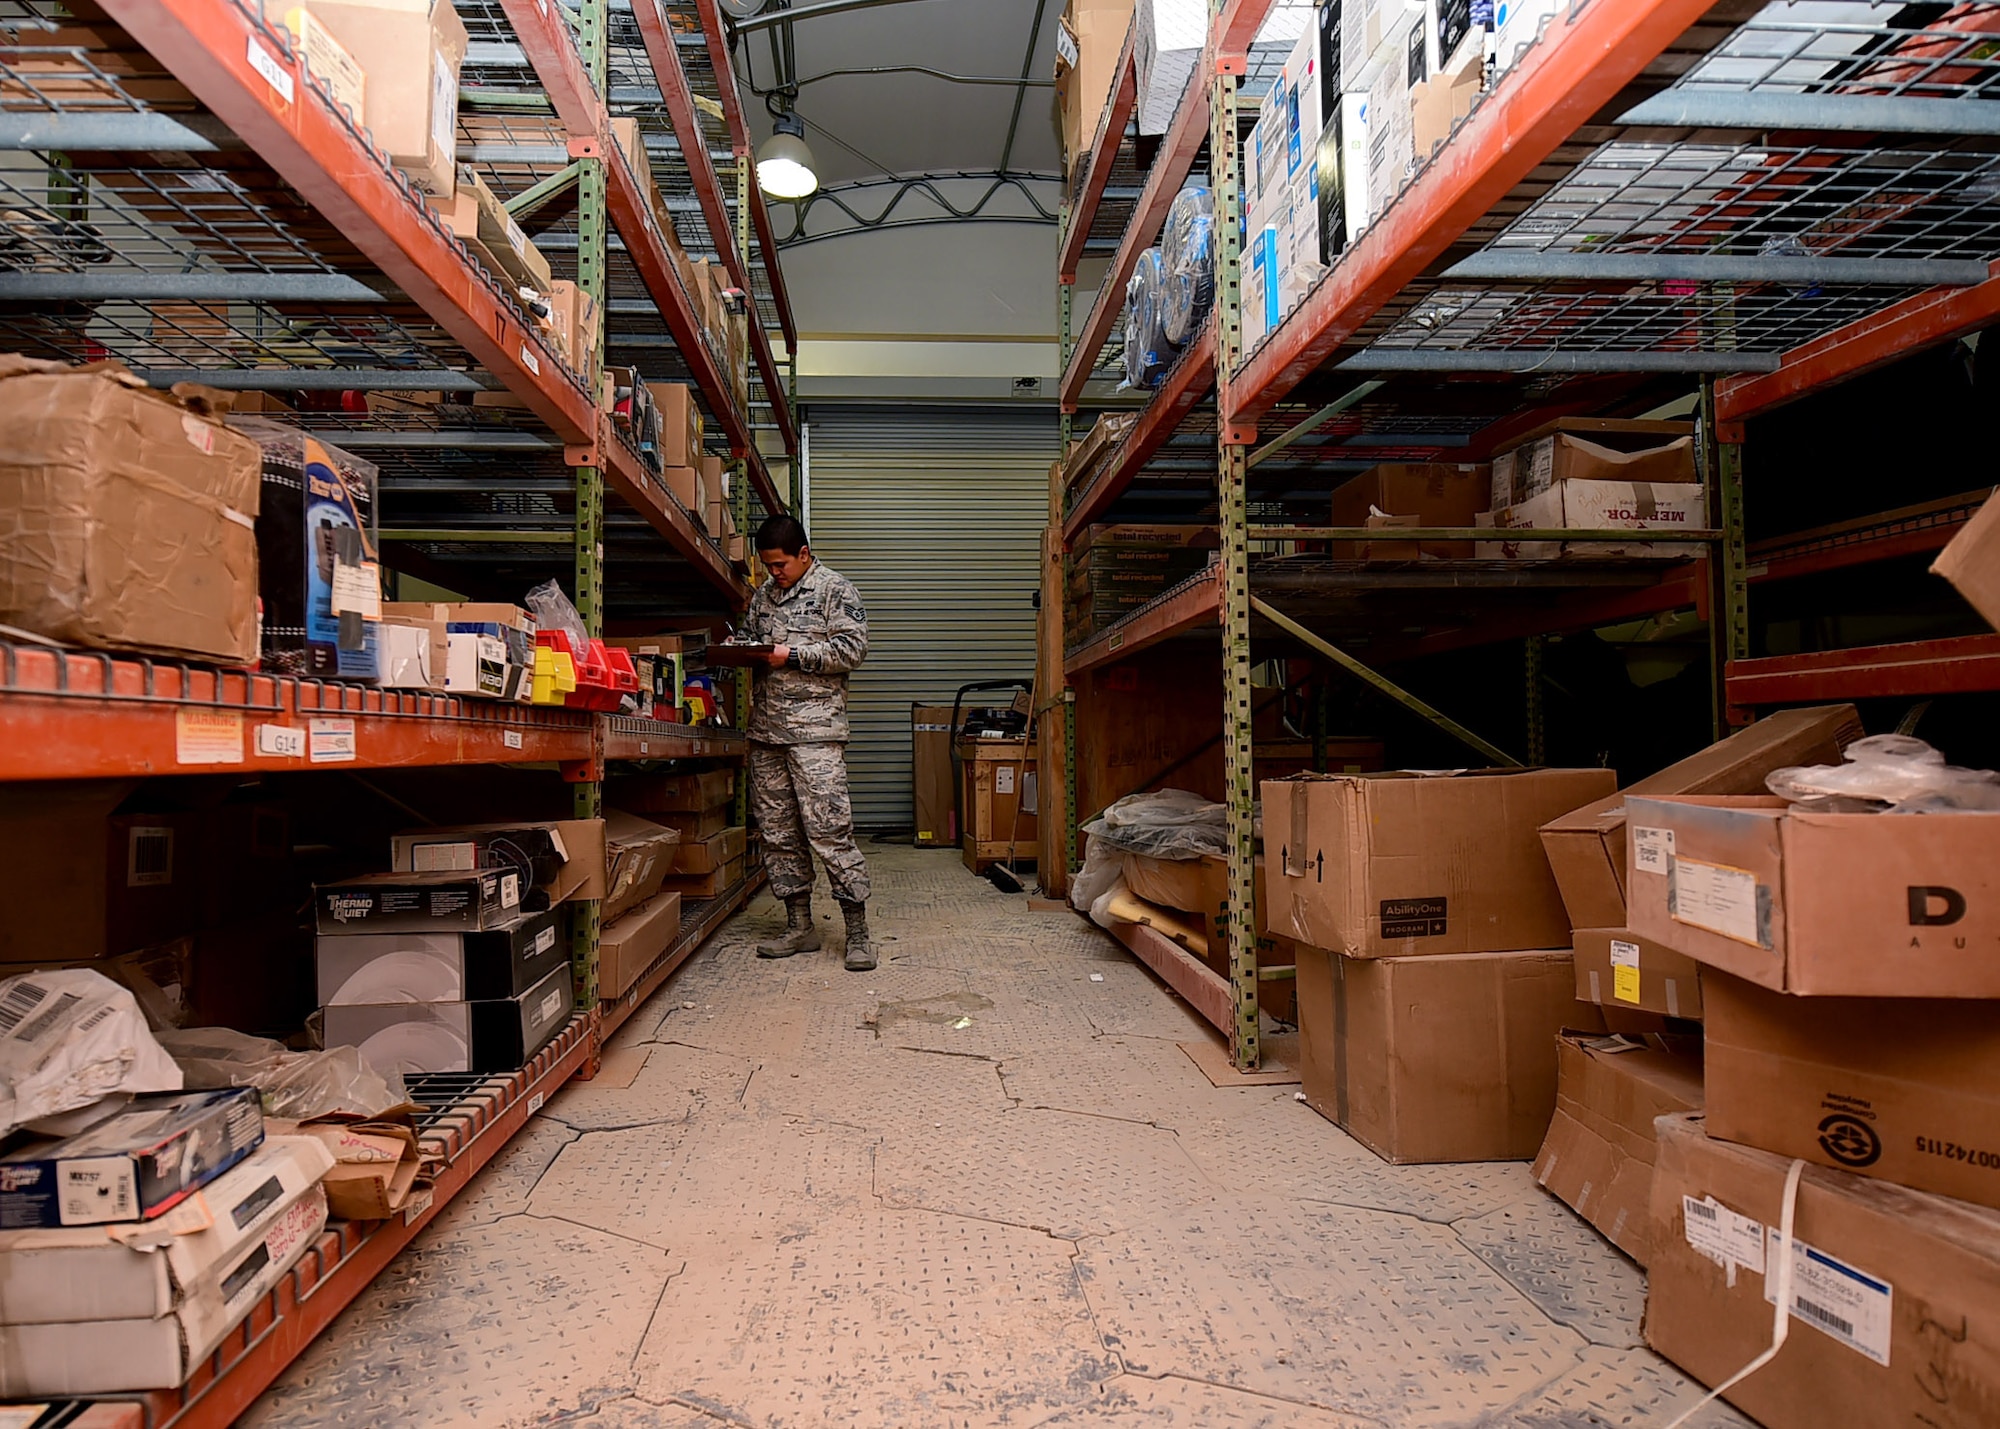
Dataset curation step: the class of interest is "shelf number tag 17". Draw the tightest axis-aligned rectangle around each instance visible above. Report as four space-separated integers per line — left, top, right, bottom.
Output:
246 34 295 106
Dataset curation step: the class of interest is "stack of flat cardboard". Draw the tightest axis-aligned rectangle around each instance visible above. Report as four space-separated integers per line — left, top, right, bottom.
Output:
1064 523 1216 636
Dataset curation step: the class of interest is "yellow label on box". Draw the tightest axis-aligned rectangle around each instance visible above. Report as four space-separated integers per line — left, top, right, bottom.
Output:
1613 966 1642 1004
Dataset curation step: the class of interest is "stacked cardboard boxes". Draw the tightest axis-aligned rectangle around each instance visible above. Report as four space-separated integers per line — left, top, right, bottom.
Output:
1056 0 1136 174
1064 523 1217 636
611 769 747 900
1326 461 1491 560
1481 418 1704 559
306 0 468 200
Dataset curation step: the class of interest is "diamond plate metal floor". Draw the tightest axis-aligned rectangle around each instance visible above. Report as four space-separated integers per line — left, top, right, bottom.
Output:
245 844 1727 1428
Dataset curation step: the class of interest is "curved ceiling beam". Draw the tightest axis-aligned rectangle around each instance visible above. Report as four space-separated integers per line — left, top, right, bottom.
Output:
772 169 1060 245
730 0 950 35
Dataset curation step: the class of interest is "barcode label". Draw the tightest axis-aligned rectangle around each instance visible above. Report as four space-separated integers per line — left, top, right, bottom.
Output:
1683 1195 1765 1274
0 981 49 1037
17 992 81 1046
1766 1230 1893 1366
128 826 174 887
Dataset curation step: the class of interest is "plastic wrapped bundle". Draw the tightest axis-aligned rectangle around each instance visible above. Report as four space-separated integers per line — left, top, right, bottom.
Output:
1159 186 1215 346
1123 247 1174 390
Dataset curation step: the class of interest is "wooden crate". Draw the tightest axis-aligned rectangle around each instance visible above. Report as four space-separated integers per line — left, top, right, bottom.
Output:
955 737 1038 871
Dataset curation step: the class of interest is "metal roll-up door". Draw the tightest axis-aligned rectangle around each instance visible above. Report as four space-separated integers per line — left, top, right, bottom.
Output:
802 406 1056 829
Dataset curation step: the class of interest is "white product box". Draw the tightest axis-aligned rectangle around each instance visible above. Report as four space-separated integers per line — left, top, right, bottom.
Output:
1365 17 1419 220
1243 225 1281 350
1495 0 1565 74
1135 0 1206 135
1481 479 1708 559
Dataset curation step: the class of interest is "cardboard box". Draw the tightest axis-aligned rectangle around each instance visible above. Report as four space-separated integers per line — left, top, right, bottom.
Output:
609 768 735 814
0 1185 325 1394
1934 487 2000 631
296 1119 422 1220
1539 705 1862 930
1295 943 1584 1163
1645 1111 2000 1429
323 962 573 1074
1490 419 1696 507
646 382 702 470
546 279 600 377
1058 0 1136 169
1626 795 2000 997
1264 768 1615 958
652 805 730 841
660 852 744 900
315 869 522 934
0 1135 331 1322
1572 927 1703 1020
315 906 564 1003
280 6 365 118
436 164 553 294
913 703 958 846
1703 969 2000 1210
307 0 467 198
598 890 681 1000
1327 462 1489 559
0 1088 264 1230
377 617 442 690
239 418 381 680
0 357 261 663
1484 477 1708 560
1531 1033 1704 1266
603 810 679 923
389 818 608 908
667 825 746 877
1411 34 1481 157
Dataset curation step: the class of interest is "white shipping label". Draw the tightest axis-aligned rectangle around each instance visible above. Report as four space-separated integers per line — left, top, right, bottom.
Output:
431 51 458 161
1632 826 1675 876
308 717 357 764
533 927 557 956
1672 857 1765 946
257 723 307 758
502 873 521 908
59 1157 140 1225
329 561 381 618
176 707 245 766
1683 1195 1766 1275
1766 1231 1894 1366
539 988 564 1022
995 765 1017 796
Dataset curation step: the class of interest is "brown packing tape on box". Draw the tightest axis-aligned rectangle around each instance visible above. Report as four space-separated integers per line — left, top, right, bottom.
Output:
1645 1111 2000 1429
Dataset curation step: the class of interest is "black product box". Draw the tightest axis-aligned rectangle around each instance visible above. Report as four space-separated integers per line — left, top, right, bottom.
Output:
322 964 575 1074
0 1088 264 1229
315 907 565 1003
234 418 382 681
315 869 520 934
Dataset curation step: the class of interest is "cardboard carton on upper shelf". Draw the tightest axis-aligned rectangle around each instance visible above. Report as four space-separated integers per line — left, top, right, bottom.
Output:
1326 462 1490 560
1482 478 1708 560
603 810 680 923
647 382 702 471
1539 703 1862 930
1263 768 1615 958
1531 1032 1703 1267
377 617 444 690
1295 943 1589 1163
1057 0 1135 170
315 906 564 1004
1644 1111 2000 1429
0 357 261 664
1490 418 1697 508
1411 29 1482 158
0 1088 264 1230
1571 927 1702 1020
1063 413 1138 493
305 0 468 199
1703 968 2000 1210
597 890 682 1001
1625 794 2000 997
0 1183 326 1395
323 961 573 1074
1933 485 2000 631
435 165 554 295
279 6 365 119
388 818 608 909
0 1135 332 1323
610 115 652 192
546 279 600 377
237 418 382 681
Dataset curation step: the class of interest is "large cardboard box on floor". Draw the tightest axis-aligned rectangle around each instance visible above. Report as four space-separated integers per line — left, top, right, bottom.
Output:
0 357 261 664
1295 943 1586 1163
1704 969 2000 1211
1540 704 1862 931
1626 795 2000 997
912 703 958 846
1572 927 1703 1021
1645 1111 2000 1429
1265 768 1614 958
597 890 681 1000
307 0 467 198
1933 487 2000 630
1532 1032 1703 1266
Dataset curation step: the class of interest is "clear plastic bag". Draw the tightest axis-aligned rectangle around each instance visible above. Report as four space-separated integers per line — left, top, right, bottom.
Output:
157 1026 410 1120
1083 789 1229 858
1123 248 1175 390
1766 734 2000 814
524 579 586 647
1160 186 1215 346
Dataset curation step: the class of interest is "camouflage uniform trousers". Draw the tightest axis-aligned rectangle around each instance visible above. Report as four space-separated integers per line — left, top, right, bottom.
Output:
749 741 871 904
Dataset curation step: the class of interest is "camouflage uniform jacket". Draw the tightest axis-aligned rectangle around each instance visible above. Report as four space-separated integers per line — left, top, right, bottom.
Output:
739 559 869 744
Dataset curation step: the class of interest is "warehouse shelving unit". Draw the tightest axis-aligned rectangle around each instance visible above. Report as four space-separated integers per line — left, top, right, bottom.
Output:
0 0 781 1418
1052 0 2000 1070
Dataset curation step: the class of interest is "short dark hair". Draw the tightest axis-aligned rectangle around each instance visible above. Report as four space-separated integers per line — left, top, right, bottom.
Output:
756 514 809 555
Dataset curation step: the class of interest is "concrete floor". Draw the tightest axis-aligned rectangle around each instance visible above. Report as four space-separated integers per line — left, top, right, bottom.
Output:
245 844 1752 1429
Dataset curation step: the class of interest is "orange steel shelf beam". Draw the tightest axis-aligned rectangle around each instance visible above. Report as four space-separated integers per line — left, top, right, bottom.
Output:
594 422 745 602
1727 635 2000 707
1718 260 2000 424
1061 49 1216 408
497 0 603 142
1062 329 1216 543
1224 0 1715 430
1110 920 1233 1034
692 0 799 353
96 0 595 443
1212 0 1279 58
632 0 798 464
0 646 601 782
601 716 748 761
1058 24 1136 283
1065 565 1220 676
1360 565 1708 665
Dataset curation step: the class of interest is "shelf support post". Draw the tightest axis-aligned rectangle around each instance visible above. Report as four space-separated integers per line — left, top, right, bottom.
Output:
1702 376 1750 737
571 0 610 1007
1211 7 1258 1072
734 153 755 828
1056 258 1081 880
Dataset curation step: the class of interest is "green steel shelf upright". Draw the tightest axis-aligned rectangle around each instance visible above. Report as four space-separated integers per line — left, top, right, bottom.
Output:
1057 258 1079 878
734 154 753 831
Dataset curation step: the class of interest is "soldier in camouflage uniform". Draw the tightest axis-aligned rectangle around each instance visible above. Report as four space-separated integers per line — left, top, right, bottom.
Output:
738 514 876 970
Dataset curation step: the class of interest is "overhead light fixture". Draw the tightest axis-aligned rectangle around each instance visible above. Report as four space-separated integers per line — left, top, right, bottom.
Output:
757 112 819 199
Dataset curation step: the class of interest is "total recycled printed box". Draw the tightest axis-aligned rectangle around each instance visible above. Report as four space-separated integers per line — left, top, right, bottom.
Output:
1263 768 1614 958
1645 1111 2000 1429
1625 796 2000 998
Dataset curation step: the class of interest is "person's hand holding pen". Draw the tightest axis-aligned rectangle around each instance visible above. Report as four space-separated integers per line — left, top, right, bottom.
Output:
763 644 791 670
